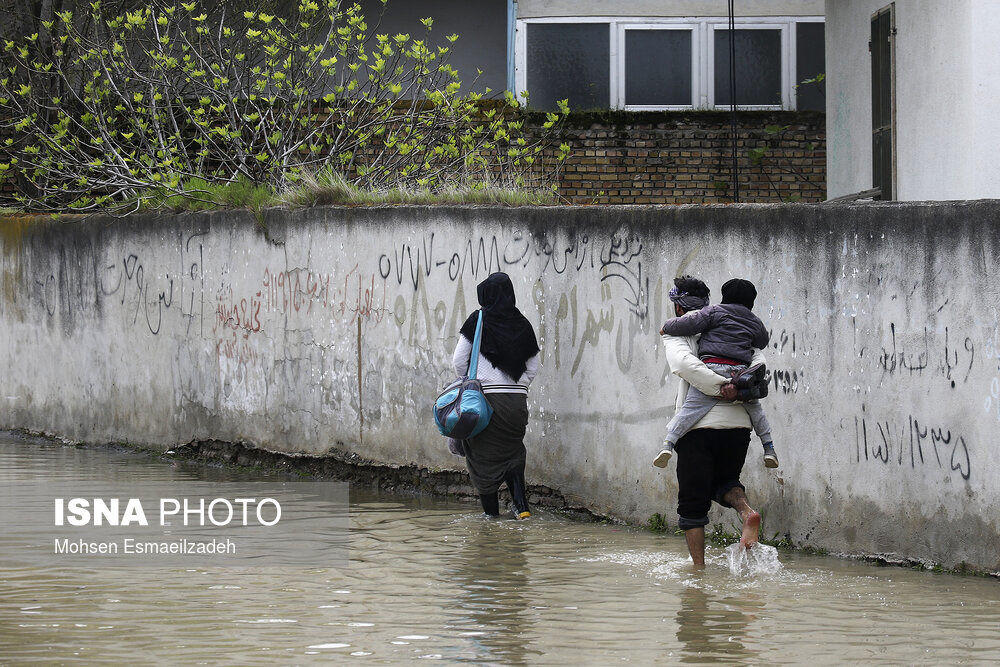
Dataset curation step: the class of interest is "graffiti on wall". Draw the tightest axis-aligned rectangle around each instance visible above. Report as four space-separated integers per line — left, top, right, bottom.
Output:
853 410 971 481
8 222 992 493
377 229 649 319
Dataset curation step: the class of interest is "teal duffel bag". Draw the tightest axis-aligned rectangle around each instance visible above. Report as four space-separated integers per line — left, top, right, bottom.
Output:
433 310 493 439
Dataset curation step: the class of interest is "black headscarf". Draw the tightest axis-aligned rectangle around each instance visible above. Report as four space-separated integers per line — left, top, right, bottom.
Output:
459 272 539 380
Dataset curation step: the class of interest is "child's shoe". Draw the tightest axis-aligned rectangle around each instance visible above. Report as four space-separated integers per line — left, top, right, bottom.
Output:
736 381 769 401
734 363 766 389
762 442 779 468
653 441 675 468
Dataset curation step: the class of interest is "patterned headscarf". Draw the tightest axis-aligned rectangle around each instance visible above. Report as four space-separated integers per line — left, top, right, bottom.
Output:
668 286 710 311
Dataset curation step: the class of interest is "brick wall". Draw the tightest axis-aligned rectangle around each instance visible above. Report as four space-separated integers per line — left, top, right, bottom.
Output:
542 110 826 205
2 109 826 207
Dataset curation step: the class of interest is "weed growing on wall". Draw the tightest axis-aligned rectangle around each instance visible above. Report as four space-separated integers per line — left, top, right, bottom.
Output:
0 0 570 212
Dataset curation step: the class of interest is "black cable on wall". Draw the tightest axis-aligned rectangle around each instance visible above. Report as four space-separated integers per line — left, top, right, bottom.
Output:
728 0 740 203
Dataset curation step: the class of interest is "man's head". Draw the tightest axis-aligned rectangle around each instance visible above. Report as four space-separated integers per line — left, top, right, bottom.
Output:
721 278 757 309
670 275 710 316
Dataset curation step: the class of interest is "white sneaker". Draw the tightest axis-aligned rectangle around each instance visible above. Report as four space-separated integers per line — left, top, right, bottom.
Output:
653 445 674 468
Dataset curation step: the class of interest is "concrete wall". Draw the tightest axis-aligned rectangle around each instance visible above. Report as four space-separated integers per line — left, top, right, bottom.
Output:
825 0 1000 200
519 1 824 18
2 202 1000 571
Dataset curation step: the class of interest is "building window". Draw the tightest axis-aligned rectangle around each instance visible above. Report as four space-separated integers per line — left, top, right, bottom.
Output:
525 22 610 111
796 21 826 112
712 26 785 108
515 16 823 111
620 26 697 109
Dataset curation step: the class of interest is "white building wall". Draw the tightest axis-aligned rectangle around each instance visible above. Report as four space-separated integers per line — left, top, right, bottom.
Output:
967 3 1000 198
519 1 824 18
826 0 1000 200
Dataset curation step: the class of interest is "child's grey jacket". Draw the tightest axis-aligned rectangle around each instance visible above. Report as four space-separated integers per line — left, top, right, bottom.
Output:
659 303 769 364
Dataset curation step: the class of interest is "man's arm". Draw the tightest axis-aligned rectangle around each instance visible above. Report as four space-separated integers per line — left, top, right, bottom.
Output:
661 335 726 396
659 308 713 337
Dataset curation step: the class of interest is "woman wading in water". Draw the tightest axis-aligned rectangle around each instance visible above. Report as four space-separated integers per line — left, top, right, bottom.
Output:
452 272 540 519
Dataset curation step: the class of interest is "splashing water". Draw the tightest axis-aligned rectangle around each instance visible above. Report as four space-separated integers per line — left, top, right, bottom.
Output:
724 543 783 577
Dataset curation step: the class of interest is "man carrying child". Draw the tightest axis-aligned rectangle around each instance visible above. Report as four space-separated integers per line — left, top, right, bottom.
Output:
657 276 775 566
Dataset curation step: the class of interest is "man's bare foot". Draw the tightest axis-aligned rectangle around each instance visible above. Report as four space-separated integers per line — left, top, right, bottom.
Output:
740 510 761 549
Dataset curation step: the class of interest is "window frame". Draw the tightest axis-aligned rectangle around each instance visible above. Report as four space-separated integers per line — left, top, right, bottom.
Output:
617 23 700 111
515 16 617 109
708 23 789 111
514 15 824 111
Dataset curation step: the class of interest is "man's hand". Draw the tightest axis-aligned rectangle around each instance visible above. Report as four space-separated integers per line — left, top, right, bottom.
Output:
719 383 737 401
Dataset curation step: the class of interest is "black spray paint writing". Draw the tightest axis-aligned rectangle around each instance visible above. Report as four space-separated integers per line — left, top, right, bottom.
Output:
853 411 971 481
378 230 649 319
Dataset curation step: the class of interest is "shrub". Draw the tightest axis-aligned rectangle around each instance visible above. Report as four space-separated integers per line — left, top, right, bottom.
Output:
0 0 569 211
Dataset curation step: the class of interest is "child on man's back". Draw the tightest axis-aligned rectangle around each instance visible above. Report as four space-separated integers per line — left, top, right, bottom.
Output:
655 278 778 469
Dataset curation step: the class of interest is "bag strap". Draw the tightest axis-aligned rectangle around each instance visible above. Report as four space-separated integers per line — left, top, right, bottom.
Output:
468 310 484 379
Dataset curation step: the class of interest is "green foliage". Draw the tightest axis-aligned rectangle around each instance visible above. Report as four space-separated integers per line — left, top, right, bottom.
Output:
123 169 557 212
647 513 669 532
280 169 558 207
799 73 825 86
708 523 740 547
747 147 768 165
0 0 569 212
762 531 794 550
130 175 275 212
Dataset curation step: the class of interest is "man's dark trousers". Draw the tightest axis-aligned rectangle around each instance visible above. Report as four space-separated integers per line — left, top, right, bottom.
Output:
674 427 751 530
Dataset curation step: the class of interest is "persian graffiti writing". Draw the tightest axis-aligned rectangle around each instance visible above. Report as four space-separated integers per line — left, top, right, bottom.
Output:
874 323 975 386
378 230 648 319
261 264 390 324
853 411 971 482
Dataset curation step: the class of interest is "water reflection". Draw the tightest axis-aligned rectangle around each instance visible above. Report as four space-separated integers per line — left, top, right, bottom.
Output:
675 583 761 663
449 522 538 664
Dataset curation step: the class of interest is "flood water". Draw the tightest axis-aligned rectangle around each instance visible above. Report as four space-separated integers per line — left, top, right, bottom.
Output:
2 434 999 664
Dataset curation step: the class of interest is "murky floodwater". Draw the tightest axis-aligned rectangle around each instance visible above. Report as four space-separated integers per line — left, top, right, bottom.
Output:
2 434 999 664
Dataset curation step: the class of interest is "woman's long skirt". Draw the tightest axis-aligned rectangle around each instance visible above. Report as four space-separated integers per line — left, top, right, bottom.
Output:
464 393 528 494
